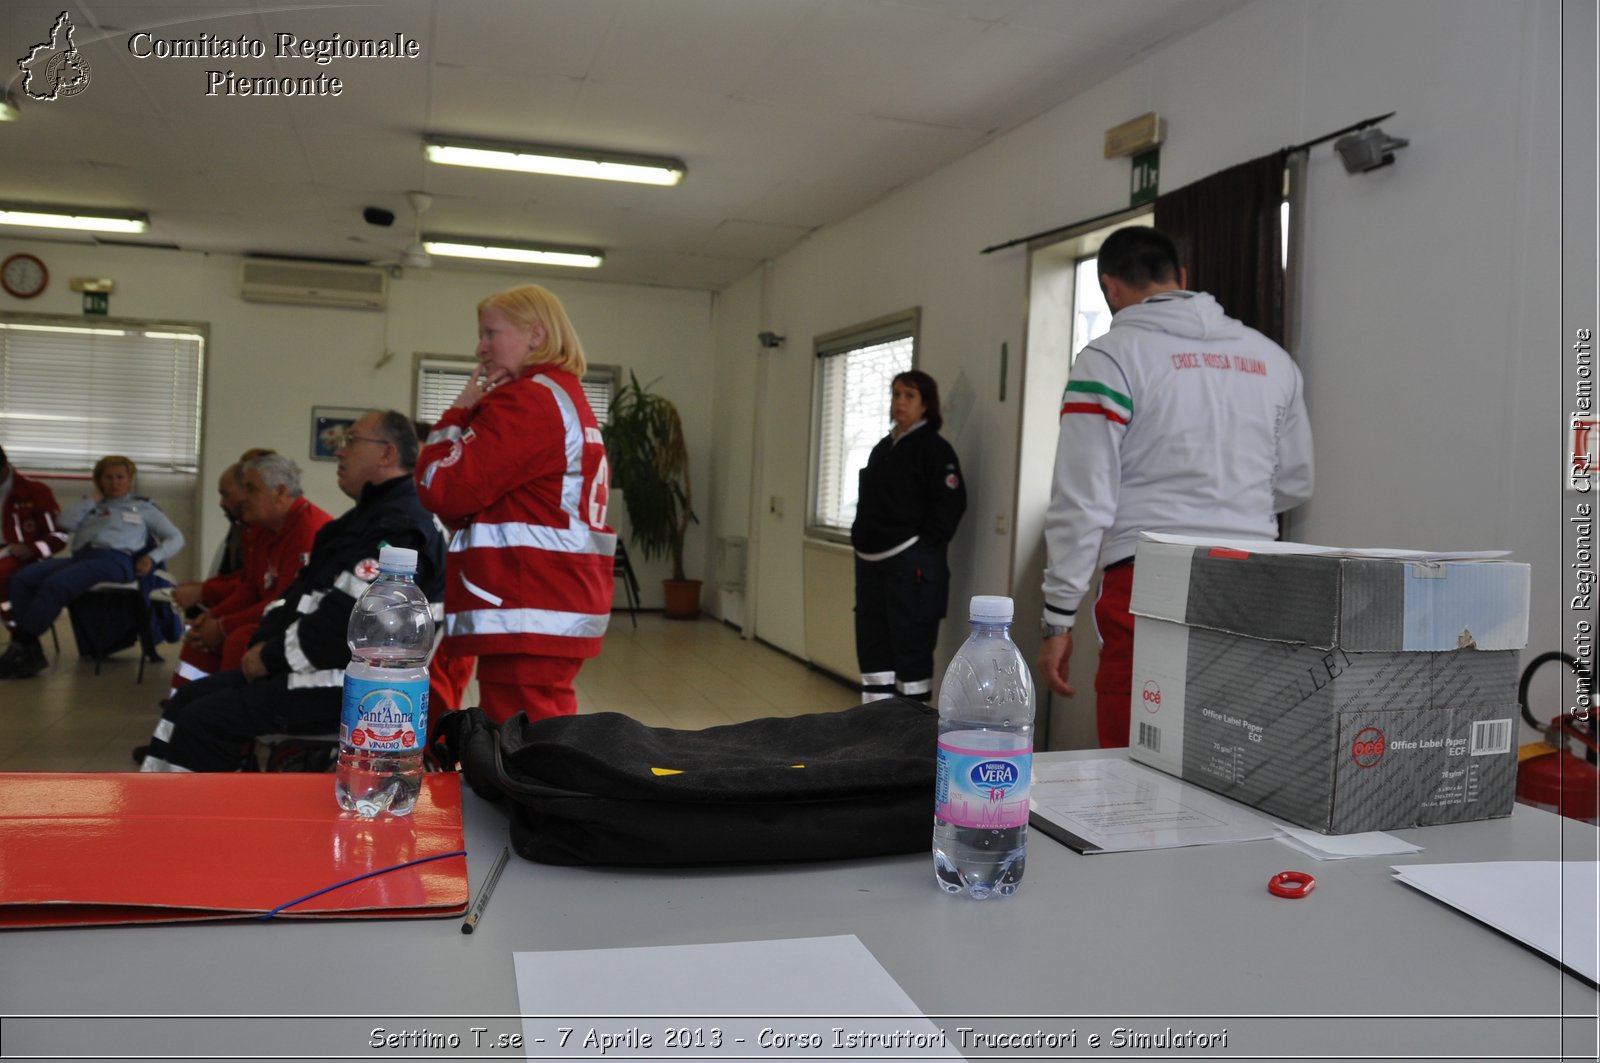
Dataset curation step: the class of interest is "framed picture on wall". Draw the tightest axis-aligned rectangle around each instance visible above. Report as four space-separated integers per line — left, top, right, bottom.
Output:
310 406 365 462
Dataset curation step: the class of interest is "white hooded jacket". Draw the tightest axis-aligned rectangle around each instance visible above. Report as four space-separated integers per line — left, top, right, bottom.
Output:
1042 290 1313 628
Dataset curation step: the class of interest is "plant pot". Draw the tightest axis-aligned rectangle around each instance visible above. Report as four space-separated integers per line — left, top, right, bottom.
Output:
662 579 703 620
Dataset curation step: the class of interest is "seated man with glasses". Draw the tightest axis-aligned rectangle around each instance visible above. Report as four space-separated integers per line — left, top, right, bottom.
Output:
138 411 446 771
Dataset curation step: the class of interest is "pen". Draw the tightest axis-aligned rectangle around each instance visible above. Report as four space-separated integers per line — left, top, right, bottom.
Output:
461 846 510 935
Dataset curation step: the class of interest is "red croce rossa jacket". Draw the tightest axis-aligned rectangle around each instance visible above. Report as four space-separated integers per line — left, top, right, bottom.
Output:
416 366 615 661
3 470 67 558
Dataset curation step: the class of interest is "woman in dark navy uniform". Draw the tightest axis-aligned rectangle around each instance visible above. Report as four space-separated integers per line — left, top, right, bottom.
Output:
850 370 966 703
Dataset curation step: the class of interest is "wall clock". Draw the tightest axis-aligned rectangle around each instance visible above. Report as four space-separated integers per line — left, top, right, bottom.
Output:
2 253 48 299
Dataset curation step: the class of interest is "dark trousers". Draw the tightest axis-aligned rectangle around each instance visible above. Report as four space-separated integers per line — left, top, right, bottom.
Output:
9 548 134 636
0 554 32 629
853 541 949 702
141 669 340 772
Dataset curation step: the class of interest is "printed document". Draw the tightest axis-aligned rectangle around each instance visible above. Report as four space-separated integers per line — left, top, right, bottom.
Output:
1028 757 1279 853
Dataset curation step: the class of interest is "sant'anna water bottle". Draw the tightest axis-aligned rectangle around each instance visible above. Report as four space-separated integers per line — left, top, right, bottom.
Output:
932 595 1035 898
335 546 433 817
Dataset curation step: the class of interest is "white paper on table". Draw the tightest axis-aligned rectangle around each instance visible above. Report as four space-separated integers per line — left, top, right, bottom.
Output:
1391 861 1599 982
1028 757 1279 853
1139 531 1509 562
1276 825 1423 861
512 935 957 1059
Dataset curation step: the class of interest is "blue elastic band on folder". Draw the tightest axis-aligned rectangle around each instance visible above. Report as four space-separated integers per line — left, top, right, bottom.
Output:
260 849 469 919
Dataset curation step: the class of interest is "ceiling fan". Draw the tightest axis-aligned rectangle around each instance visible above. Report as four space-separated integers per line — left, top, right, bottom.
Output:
369 191 433 269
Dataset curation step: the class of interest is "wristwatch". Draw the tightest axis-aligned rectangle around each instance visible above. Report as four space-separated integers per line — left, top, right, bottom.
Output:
1040 620 1073 639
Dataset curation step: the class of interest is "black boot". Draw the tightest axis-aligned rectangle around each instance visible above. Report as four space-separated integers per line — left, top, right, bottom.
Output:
4 633 47 680
0 641 23 679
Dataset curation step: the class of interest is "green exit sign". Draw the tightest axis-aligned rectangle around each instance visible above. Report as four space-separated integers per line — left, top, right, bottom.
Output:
1131 148 1160 206
83 292 109 315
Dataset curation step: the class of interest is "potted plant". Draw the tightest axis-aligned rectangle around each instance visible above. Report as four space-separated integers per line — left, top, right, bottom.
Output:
602 371 701 619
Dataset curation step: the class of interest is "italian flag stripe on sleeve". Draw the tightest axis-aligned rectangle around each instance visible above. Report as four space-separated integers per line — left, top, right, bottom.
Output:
1061 379 1132 424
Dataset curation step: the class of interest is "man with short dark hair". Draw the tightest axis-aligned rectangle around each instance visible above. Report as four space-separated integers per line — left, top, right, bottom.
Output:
168 448 278 616
1038 226 1314 747
0 445 66 634
167 463 248 619
139 411 445 771
208 463 250 580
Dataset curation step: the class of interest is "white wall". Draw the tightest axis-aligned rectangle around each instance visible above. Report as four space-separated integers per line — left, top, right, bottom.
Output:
0 239 714 600
711 0 1565 742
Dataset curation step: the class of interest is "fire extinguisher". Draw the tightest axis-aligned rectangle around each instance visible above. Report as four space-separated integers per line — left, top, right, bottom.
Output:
1513 651 1599 823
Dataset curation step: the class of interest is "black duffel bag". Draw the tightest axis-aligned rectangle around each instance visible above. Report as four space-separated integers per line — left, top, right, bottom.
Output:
437 699 936 867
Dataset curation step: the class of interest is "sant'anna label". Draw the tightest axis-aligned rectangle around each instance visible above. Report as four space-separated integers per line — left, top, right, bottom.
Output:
340 676 427 753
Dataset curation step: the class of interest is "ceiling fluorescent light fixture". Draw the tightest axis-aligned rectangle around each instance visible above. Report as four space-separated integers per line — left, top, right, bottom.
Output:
0 204 149 234
424 136 684 187
0 322 128 336
423 237 604 270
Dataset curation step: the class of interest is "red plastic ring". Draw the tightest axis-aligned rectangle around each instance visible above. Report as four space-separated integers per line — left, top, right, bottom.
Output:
1268 870 1316 898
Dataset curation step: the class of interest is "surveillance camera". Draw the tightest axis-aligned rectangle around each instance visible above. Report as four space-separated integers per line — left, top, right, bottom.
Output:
1334 128 1409 174
362 206 396 227
758 331 786 349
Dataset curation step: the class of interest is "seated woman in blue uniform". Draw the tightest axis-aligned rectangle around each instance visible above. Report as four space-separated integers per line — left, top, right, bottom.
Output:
0 454 184 679
850 370 967 703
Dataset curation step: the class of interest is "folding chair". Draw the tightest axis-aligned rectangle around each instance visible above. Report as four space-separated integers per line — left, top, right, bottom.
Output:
69 581 160 682
613 539 641 628
247 729 341 773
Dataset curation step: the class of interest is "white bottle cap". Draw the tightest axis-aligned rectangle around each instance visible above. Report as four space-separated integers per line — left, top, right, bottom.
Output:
378 545 419 572
969 595 1014 622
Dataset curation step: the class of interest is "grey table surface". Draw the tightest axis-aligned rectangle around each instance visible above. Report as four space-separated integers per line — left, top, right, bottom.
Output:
3 750 1597 1062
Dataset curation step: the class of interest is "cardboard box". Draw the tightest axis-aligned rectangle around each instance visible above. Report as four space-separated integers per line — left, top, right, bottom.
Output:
1125 537 1530 833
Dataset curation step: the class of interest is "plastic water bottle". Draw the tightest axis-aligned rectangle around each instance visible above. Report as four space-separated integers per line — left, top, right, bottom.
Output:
933 595 1035 899
336 546 433 817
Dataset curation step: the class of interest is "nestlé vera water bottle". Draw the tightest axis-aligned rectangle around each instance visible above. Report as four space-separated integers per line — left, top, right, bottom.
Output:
933 594 1035 898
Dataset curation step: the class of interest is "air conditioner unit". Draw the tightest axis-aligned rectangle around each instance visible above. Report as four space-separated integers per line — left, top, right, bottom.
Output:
239 259 388 310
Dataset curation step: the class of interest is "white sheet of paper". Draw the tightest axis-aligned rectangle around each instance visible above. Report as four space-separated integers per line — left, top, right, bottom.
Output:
1029 757 1279 852
1139 532 1508 562
1276 825 1423 861
512 935 957 1059
1391 861 1599 982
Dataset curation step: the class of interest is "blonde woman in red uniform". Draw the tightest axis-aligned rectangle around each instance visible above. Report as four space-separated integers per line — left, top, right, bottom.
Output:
416 285 615 724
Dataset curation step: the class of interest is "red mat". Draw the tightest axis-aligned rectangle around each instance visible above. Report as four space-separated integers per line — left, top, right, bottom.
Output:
0 772 469 928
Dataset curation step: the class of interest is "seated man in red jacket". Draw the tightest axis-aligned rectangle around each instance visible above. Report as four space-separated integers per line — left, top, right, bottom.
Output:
166 452 331 697
0 445 67 634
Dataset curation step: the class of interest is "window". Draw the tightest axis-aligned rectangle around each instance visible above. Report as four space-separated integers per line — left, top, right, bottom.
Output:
809 309 918 537
1070 255 1114 362
0 316 205 471
413 354 616 426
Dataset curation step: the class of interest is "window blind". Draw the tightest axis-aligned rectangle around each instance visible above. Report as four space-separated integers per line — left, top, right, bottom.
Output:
414 355 615 426
0 319 204 472
811 318 915 535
